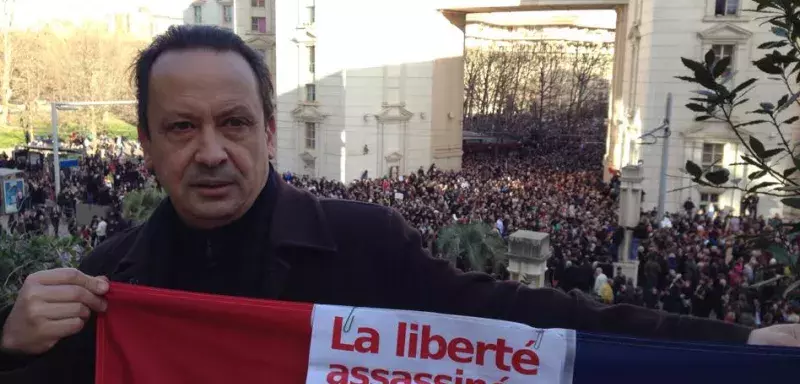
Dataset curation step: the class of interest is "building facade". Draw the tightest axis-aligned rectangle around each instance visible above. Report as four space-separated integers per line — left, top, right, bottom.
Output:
183 0 276 82
273 0 795 217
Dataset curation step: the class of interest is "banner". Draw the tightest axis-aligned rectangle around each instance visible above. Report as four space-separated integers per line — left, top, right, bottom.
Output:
2 178 23 214
97 283 800 384
306 305 575 384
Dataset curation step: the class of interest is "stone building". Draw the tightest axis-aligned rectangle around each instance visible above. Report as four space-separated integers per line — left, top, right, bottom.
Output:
271 0 794 217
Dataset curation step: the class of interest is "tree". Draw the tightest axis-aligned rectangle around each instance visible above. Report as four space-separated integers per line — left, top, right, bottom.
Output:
435 222 506 272
463 38 611 137
122 187 166 225
675 0 800 298
0 0 14 126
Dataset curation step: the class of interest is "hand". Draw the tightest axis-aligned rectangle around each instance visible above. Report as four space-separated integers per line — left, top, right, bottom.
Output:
1 268 109 355
747 324 800 347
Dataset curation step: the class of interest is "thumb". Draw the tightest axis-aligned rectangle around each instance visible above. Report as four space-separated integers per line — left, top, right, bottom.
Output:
85 275 110 295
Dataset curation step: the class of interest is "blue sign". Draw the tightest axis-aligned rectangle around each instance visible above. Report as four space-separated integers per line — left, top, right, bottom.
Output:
60 159 79 168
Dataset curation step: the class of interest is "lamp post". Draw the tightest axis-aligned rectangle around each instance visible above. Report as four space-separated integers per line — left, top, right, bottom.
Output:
232 0 237 35
50 101 137 195
637 93 673 221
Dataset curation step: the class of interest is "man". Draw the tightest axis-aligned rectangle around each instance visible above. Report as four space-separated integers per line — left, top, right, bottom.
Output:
0 25 798 384
94 217 107 246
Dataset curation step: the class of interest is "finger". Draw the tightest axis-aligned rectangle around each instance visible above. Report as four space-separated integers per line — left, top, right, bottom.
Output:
37 303 92 321
39 318 86 340
37 286 107 312
34 269 109 295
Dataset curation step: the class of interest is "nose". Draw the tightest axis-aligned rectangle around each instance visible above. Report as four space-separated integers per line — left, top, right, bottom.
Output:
194 125 228 167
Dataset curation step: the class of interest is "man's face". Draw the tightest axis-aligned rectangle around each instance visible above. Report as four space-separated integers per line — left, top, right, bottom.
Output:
140 49 274 229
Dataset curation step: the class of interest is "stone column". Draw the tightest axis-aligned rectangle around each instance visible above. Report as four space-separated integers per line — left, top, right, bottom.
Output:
616 164 643 285
506 231 551 289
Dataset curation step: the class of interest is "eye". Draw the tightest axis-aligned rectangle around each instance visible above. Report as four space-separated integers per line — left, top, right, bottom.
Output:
170 121 194 132
222 117 248 128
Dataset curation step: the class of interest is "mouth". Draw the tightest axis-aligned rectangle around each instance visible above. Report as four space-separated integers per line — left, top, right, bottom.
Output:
191 181 235 196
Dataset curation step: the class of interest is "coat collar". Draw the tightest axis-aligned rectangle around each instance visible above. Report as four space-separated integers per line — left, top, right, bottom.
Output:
112 167 337 283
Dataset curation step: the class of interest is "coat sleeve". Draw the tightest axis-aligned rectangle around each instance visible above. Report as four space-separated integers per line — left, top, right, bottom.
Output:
385 210 753 344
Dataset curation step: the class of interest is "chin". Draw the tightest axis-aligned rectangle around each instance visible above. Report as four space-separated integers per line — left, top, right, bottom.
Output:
187 201 243 223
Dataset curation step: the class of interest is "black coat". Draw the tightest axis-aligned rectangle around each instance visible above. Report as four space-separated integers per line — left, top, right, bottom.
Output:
0 176 752 383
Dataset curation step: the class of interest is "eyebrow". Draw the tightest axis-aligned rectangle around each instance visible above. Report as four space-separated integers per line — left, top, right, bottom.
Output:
218 105 255 118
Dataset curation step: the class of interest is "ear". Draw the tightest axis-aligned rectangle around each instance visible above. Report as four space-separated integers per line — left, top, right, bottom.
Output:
138 126 154 171
266 118 277 160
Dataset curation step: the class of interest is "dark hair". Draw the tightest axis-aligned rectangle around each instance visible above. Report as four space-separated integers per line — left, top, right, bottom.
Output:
132 25 274 137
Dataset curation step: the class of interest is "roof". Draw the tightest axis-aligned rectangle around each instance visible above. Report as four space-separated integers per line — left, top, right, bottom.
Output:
0 168 23 178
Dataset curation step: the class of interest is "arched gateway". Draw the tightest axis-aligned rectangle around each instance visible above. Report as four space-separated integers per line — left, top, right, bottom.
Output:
275 0 784 216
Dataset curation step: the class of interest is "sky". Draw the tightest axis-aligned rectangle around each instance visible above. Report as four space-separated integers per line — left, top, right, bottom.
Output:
12 0 192 28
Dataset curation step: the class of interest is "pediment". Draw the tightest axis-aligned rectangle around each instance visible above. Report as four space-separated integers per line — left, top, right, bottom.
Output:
385 151 403 163
245 36 272 46
697 23 752 42
376 102 414 122
291 103 327 123
299 151 316 163
290 28 316 44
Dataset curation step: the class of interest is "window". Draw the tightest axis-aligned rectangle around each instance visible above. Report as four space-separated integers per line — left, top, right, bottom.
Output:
305 83 316 102
308 46 316 73
222 5 232 22
251 17 266 33
711 44 735 78
702 143 725 169
305 122 316 149
251 0 265 7
715 0 739 16
307 5 316 24
699 193 720 213
192 5 202 23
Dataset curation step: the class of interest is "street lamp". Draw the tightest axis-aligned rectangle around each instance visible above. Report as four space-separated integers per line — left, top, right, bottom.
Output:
637 93 673 221
50 101 137 195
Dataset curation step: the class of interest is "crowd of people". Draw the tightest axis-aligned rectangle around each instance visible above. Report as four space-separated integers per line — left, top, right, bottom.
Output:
0 134 147 246
1 129 798 329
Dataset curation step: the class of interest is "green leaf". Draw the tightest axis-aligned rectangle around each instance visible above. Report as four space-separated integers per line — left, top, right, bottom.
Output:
735 119 768 128
771 26 789 38
705 169 730 185
781 197 800 209
704 49 716 69
750 135 767 158
695 115 713 122
761 148 783 159
731 78 757 95
777 93 800 112
681 57 706 73
685 160 703 178
783 116 800 125
712 57 731 79
674 76 698 83
758 40 789 49
760 102 775 111
741 155 764 168
685 103 707 112
749 170 768 180
754 56 784 74
749 182 779 192
783 167 797 178
778 94 790 108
